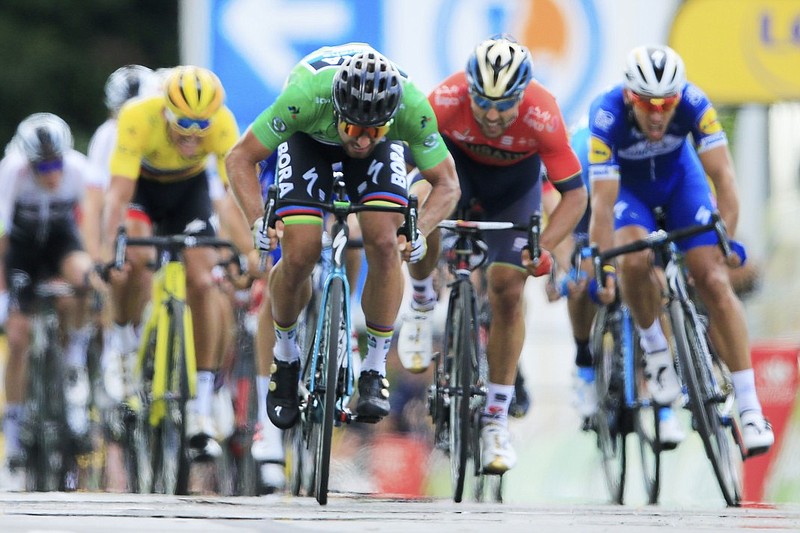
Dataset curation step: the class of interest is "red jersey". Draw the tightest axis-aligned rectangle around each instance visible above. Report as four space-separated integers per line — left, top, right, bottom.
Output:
429 72 580 189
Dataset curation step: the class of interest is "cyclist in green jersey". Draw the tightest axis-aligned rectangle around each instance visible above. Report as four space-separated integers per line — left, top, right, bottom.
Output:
227 44 460 429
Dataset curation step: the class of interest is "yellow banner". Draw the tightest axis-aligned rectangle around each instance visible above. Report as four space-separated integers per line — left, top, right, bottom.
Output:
671 0 800 104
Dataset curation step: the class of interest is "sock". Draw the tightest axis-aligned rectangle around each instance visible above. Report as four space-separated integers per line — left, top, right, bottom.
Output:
638 319 669 353
195 370 215 417
256 375 270 425
575 339 592 367
482 383 515 424
731 368 762 415
410 275 437 311
66 325 93 368
2 404 24 454
273 321 300 363
360 322 393 375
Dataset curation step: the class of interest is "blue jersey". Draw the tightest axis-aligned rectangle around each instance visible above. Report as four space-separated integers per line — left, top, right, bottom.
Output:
586 83 726 249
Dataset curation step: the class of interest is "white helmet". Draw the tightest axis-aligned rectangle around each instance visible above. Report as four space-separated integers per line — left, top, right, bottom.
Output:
11 112 73 163
624 45 686 97
104 64 156 113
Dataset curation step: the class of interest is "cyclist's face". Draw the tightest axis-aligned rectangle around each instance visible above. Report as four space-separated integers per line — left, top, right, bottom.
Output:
32 158 63 191
626 90 680 142
469 96 521 139
337 120 388 159
167 126 204 158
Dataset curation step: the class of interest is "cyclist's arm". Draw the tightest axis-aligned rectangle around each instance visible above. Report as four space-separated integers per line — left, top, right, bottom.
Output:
81 185 105 263
226 126 274 224
588 178 619 256
101 175 137 262
416 153 460 236
699 144 739 237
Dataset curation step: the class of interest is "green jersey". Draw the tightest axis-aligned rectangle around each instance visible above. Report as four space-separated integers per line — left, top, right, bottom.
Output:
250 43 449 171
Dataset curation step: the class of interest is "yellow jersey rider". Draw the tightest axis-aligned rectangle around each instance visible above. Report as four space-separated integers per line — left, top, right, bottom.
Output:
102 66 240 460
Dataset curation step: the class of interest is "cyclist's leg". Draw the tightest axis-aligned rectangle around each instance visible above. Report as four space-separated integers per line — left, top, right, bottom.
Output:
2 265 33 471
59 248 97 451
267 135 334 428
684 245 774 453
614 192 682 406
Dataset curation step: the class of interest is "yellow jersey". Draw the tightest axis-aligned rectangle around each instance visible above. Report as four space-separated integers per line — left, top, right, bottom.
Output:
110 95 239 184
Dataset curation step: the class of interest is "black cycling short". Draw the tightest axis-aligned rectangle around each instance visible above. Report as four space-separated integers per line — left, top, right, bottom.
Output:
273 133 409 222
5 223 83 313
130 170 216 237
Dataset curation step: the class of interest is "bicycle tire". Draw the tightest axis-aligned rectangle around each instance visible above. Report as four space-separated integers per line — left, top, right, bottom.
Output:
155 302 191 495
128 332 156 494
669 299 742 506
631 336 661 505
311 277 342 505
447 282 475 503
590 305 627 504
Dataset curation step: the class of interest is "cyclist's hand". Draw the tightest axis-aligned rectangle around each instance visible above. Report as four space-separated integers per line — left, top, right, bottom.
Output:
522 248 553 277
252 216 276 252
588 266 617 306
246 248 268 279
0 290 8 327
400 229 427 263
728 239 747 268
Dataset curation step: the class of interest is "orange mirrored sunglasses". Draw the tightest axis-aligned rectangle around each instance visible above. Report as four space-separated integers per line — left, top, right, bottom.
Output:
628 91 681 113
338 119 392 140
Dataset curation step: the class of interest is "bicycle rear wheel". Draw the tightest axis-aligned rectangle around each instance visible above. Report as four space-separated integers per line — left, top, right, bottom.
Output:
591 305 627 504
310 277 342 505
445 282 475 503
669 300 742 506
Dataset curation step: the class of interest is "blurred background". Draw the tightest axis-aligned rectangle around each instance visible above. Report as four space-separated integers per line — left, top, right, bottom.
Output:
1 0 799 504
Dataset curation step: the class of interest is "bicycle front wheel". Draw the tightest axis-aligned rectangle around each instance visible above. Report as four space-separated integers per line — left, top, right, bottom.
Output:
669 300 742 506
591 305 627 504
445 282 477 503
310 277 343 505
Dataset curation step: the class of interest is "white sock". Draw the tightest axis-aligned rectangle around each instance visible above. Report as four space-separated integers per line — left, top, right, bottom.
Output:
273 323 300 363
410 275 437 311
360 326 392 375
256 375 270 425
732 368 762 415
482 383 515 424
66 325 93 367
195 371 215 417
638 319 669 353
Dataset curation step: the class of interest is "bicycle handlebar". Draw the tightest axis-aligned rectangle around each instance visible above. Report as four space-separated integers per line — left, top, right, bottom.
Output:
588 211 732 285
113 227 245 274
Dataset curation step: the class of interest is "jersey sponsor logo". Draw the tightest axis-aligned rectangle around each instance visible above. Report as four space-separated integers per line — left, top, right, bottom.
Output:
288 105 300 118
420 115 432 129
617 135 684 160
588 136 612 163
698 108 723 135
184 218 207 235
314 96 332 105
423 133 439 148
272 117 287 133
521 105 559 132
593 109 615 132
684 85 704 107
451 129 474 142
461 142 527 162
432 85 461 108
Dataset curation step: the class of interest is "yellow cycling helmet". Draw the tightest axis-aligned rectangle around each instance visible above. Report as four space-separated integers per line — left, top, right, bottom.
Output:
164 65 225 120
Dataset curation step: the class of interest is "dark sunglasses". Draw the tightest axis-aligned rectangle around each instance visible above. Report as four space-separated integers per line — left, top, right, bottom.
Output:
628 91 681 113
338 119 392 140
35 159 63 173
469 89 521 112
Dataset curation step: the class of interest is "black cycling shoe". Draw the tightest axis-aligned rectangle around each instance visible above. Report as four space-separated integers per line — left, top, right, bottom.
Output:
267 360 301 429
356 370 390 419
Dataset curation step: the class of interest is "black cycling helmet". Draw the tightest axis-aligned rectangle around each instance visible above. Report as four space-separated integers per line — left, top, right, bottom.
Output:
332 50 403 127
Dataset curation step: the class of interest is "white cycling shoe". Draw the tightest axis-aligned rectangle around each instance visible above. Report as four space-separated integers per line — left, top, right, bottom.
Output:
397 305 434 373
658 408 686 450
480 422 516 474
644 349 682 405
741 410 774 457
